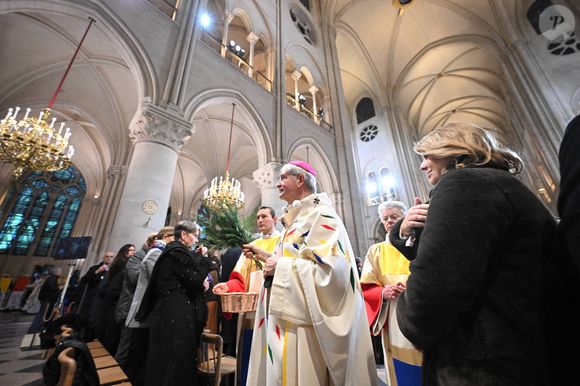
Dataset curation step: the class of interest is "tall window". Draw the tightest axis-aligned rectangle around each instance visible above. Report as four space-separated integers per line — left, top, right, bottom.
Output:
0 166 86 257
380 168 396 201
356 97 376 124
366 172 380 206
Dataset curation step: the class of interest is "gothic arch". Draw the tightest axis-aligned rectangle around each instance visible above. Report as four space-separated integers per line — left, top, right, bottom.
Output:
285 42 325 86
286 138 339 194
0 0 156 102
183 89 273 167
371 218 386 245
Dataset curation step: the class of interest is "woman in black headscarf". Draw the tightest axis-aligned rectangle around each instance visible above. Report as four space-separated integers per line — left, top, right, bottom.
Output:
137 220 210 386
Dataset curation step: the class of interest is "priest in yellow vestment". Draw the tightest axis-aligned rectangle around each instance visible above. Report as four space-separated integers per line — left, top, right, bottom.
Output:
245 161 377 386
361 201 422 386
213 206 281 386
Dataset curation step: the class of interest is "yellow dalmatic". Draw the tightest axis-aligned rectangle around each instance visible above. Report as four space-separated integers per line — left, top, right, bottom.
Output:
228 231 281 293
361 241 422 386
226 231 281 386
247 193 378 386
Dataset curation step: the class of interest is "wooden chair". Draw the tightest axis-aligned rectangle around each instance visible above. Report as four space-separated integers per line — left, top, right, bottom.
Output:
198 333 236 386
57 347 76 386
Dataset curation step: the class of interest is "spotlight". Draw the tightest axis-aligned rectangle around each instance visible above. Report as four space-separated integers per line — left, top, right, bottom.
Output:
200 13 211 29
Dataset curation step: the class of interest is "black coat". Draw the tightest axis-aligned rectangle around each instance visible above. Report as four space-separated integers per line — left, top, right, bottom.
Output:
558 114 580 273
396 167 557 385
77 263 107 318
137 240 210 386
556 114 580 384
39 275 60 304
101 262 126 355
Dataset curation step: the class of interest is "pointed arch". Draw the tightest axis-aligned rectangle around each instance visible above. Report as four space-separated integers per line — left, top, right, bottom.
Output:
183 88 273 168
286 138 339 194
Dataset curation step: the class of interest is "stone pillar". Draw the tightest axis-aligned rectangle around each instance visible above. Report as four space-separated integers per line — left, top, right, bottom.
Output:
266 47 276 91
291 71 302 111
309 85 319 123
327 192 344 217
246 32 259 78
220 11 235 58
253 162 286 220
107 107 193 250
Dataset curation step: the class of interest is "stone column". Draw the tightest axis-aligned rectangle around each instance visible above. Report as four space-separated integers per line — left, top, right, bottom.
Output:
246 32 259 78
253 162 286 220
291 71 302 111
266 47 275 92
309 85 319 123
327 192 344 218
107 107 193 250
220 11 235 58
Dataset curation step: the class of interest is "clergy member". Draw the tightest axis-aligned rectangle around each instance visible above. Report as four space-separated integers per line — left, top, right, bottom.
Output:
360 200 422 386
245 161 377 386
212 206 281 386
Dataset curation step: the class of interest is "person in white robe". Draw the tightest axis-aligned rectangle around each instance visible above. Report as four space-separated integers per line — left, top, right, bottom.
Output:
245 161 377 386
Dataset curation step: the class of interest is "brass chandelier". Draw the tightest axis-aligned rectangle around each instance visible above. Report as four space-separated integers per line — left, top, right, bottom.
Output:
0 17 96 179
202 103 245 211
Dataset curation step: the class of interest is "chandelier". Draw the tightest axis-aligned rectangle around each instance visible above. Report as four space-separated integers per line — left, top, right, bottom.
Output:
0 17 96 179
202 103 245 210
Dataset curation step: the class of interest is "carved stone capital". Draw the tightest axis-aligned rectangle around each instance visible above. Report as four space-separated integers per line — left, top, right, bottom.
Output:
129 107 193 150
247 32 260 45
224 11 235 25
291 71 303 81
253 162 283 190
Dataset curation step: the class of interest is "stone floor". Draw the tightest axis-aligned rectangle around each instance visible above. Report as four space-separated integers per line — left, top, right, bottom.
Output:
0 312 44 386
0 311 388 386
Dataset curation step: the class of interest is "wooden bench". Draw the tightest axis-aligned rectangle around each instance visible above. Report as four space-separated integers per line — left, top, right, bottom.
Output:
86 340 131 385
93 355 118 369
97 366 130 385
89 347 111 358
87 340 103 349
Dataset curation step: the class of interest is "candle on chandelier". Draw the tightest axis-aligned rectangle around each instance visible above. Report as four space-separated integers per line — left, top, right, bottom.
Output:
3 108 13 120
64 127 71 142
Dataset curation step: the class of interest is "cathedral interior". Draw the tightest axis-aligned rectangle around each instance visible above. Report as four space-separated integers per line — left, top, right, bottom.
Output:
1 0 579 275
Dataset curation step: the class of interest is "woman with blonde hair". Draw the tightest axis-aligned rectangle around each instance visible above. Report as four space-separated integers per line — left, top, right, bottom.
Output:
393 123 563 385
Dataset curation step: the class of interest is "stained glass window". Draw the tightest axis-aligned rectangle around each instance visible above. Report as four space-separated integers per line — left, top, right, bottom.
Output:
0 166 86 257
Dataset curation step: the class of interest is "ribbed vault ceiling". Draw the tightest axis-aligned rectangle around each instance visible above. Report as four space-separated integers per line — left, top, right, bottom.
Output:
333 0 518 138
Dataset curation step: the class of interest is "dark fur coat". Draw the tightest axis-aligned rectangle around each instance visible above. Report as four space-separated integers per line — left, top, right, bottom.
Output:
395 167 559 385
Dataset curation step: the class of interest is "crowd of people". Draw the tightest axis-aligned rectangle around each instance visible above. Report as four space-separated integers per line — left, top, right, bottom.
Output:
29 116 580 386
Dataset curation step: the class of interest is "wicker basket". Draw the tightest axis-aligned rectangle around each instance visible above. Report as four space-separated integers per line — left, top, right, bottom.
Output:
219 292 258 313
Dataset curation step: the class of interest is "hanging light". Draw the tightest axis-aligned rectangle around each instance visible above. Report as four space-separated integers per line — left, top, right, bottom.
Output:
392 0 414 15
0 17 96 179
202 103 245 211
